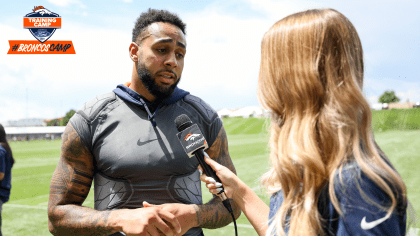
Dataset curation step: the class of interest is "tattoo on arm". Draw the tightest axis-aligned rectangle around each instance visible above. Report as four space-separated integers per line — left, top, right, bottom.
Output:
49 122 94 208
48 123 112 235
195 198 236 229
195 127 241 228
206 127 236 174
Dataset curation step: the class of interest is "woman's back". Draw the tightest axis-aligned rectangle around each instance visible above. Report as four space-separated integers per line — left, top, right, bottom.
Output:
268 161 406 235
0 124 14 203
258 9 407 236
0 145 13 203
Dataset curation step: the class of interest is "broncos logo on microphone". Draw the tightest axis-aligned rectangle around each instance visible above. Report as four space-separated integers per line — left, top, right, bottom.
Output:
184 133 201 141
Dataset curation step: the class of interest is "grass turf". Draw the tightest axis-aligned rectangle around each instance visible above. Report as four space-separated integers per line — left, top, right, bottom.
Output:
3 127 419 235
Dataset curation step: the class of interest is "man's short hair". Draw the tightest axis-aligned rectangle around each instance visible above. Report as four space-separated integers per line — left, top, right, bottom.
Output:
132 8 186 42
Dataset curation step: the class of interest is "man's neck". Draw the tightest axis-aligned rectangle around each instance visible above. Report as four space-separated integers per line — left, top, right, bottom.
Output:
129 79 156 102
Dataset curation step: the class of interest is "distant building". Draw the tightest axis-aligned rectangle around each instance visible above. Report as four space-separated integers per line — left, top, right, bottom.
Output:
217 108 233 118
232 106 267 118
371 103 383 111
217 107 270 118
371 102 419 110
1 117 67 141
383 102 416 109
2 118 46 127
4 126 66 141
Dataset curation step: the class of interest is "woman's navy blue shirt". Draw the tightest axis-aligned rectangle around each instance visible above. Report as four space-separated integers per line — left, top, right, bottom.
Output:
0 146 13 202
268 162 406 235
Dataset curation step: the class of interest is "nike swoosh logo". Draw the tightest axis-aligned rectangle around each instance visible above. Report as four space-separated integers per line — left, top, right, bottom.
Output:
137 139 159 146
360 215 390 230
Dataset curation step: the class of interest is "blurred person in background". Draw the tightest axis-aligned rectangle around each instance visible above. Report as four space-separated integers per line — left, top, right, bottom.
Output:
0 124 14 236
200 8 408 236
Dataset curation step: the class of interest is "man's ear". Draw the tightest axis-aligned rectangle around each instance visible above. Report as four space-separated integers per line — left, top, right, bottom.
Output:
129 42 139 62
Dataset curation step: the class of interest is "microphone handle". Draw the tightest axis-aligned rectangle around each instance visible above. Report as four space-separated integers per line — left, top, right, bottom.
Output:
194 149 228 200
194 148 222 184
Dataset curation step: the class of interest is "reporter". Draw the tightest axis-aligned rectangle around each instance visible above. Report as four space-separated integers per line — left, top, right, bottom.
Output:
0 124 14 236
200 8 407 236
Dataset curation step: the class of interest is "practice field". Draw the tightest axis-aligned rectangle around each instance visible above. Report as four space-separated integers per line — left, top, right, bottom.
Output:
3 121 420 235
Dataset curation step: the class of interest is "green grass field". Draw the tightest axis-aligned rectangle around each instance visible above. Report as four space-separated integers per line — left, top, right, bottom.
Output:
3 117 420 235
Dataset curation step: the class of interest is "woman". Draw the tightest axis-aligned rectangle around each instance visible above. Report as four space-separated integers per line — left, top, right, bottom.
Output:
0 124 14 236
200 9 407 236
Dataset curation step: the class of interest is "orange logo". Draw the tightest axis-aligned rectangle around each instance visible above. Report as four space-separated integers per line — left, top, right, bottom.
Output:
184 133 200 141
7 6 75 54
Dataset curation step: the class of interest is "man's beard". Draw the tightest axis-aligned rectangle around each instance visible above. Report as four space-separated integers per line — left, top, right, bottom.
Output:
137 63 180 101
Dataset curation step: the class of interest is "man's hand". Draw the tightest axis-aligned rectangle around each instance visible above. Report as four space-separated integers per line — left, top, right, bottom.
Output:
143 202 197 236
109 207 182 236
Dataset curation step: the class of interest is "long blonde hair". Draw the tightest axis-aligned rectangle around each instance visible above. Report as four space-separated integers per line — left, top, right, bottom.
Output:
259 9 406 236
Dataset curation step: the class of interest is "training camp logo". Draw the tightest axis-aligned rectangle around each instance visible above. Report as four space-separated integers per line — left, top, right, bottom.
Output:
25 6 60 43
7 6 75 54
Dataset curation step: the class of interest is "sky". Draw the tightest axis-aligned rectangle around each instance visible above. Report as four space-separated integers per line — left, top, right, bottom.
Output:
1 0 419 124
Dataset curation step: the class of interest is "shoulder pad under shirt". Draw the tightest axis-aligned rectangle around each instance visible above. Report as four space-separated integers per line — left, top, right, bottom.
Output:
69 92 118 153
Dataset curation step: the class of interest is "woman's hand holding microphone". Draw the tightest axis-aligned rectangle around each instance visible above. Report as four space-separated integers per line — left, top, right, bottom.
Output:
198 153 244 202
198 152 270 236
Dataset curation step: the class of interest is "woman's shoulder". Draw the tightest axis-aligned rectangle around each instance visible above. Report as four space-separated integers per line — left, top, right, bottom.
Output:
333 161 406 214
333 162 386 202
329 162 407 235
269 190 284 220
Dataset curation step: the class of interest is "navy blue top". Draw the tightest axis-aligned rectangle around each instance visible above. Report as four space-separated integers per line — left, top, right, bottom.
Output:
268 162 406 235
0 145 13 203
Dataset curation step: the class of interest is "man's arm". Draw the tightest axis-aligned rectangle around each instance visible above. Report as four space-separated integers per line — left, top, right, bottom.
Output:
194 126 241 228
48 122 111 235
48 122 181 236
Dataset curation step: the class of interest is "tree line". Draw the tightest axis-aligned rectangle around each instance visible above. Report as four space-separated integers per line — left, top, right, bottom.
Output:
46 90 402 127
46 109 76 126
379 90 400 104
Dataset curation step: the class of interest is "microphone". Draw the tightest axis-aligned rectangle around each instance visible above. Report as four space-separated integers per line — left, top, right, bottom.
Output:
174 114 228 202
175 114 238 236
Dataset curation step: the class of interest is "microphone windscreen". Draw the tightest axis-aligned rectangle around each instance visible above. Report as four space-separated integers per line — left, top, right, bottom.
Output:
174 114 193 132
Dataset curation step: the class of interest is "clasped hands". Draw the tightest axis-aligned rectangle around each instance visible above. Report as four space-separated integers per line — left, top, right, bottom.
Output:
114 153 238 236
112 202 196 236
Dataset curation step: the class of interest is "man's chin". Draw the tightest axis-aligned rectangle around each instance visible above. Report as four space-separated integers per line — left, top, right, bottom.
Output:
153 79 180 99
152 87 176 100
158 83 173 89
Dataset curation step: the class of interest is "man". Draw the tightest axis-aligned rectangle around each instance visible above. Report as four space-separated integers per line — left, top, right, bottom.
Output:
48 8 240 236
